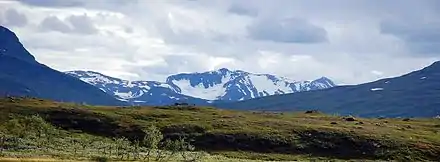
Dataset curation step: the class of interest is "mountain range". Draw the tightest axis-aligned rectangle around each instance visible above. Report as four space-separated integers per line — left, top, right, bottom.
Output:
1 25 439 118
215 61 440 117
65 69 335 105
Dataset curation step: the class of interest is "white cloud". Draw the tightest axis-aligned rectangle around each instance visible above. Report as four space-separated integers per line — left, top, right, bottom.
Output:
1 0 439 85
371 70 384 76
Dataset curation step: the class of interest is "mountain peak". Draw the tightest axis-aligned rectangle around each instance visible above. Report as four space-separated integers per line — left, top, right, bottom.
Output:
0 26 36 63
213 68 232 75
217 67 230 72
316 76 332 82
214 68 251 75
313 76 336 87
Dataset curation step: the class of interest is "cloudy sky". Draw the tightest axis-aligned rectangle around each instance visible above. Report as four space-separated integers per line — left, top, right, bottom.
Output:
1 0 439 84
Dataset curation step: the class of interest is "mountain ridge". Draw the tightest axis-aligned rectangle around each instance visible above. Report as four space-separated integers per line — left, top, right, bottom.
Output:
66 68 336 105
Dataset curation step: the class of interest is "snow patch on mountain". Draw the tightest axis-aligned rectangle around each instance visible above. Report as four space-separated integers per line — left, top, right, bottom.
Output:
171 78 227 100
248 75 290 95
371 88 384 91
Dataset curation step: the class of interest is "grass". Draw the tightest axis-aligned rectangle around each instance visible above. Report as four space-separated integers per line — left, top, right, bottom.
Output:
0 97 439 161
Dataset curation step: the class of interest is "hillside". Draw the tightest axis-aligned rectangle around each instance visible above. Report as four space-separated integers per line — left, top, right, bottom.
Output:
0 26 124 106
0 97 439 161
65 69 335 105
215 61 440 118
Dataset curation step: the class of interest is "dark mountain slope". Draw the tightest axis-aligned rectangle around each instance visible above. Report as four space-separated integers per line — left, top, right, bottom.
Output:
0 77 37 96
215 62 440 117
0 26 124 105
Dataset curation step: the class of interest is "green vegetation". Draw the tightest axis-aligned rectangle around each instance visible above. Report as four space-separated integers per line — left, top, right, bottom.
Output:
0 114 201 161
0 97 439 161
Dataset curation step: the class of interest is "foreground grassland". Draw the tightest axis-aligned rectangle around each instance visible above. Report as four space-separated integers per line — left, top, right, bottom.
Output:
0 97 439 161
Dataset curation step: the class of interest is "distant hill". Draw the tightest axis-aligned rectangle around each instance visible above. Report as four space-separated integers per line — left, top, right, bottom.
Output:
0 26 124 106
215 61 440 117
66 69 335 105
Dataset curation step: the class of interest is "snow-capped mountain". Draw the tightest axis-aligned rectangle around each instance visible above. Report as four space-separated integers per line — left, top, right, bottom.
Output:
64 71 207 105
65 68 336 105
165 68 335 101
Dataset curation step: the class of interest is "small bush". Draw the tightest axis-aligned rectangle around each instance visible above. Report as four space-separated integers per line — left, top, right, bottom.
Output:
344 116 357 122
91 156 109 162
305 110 320 114
402 118 411 121
142 125 163 161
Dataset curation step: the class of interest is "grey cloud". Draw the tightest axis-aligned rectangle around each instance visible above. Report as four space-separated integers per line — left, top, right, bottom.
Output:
380 20 440 42
155 19 229 45
24 30 136 55
228 4 258 17
124 27 133 33
18 0 84 7
163 55 206 72
39 16 72 33
134 54 214 78
247 18 327 43
155 22 199 44
406 42 440 54
39 15 97 35
105 0 139 6
122 54 209 81
67 14 98 34
380 19 440 55
2 8 28 27
18 0 138 9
